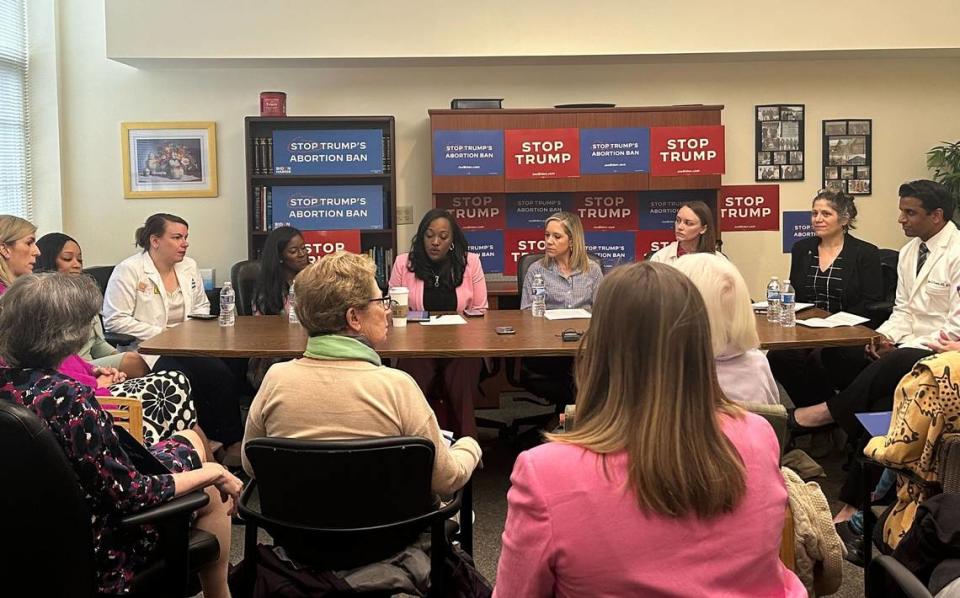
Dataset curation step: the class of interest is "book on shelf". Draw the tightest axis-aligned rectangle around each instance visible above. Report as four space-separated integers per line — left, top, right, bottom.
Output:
253 138 262 175
252 185 274 231
383 132 391 173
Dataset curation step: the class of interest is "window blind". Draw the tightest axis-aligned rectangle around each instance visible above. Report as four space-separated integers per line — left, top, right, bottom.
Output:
0 0 30 220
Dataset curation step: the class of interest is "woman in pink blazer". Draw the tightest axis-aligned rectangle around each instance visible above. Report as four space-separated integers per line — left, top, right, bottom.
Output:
494 262 805 598
389 209 488 436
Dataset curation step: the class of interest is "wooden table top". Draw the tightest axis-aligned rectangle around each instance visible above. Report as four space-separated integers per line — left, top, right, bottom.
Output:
139 308 878 359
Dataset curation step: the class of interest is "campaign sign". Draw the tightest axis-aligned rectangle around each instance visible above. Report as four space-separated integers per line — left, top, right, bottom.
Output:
638 191 686 230
434 194 506 230
635 230 677 259
572 192 639 231
433 130 504 176
301 230 361 262
649 125 725 176
783 211 815 253
503 229 547 277
271 186 384 231
719 185 780 232
585 232 636 269
579 128 650 174
506 193 571 228
505 128 580 179
464 231 504 273
273 130 383 175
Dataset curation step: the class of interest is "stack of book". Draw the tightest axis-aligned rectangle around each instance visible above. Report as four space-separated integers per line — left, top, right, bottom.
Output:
367 245 395 287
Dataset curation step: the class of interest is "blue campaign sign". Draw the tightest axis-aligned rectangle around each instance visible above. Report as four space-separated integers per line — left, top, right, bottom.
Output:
433 130 504 176
271 186 384 231
273 129 384 175
579 128 650 174
506 193 572 228
465 231 504 273
638 189 715 230
585 232 636 270
783 211 815 253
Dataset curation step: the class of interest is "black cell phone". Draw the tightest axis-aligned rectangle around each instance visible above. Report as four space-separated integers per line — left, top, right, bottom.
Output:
495 326 515 335
187 313 218 320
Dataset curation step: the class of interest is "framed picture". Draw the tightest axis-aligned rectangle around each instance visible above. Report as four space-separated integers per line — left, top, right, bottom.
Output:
756 104 804 181
822 119 872 195
121 122 218 198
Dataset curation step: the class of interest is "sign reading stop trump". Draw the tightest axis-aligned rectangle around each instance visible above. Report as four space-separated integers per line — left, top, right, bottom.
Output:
434 194 506 230
649 126 725 176
719 185 780 232
505 128 580 179
504 229 547 277
301 230 361 262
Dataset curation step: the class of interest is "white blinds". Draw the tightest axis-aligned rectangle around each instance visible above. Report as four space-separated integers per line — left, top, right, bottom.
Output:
0 0 30 220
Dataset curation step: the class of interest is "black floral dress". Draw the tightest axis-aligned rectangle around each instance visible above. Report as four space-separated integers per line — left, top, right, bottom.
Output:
0 367 200 595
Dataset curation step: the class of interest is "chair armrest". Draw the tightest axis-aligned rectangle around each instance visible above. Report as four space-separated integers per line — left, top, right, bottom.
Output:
119 491 210 527
104 331 138 348
864 301 894 327
867 555 934 598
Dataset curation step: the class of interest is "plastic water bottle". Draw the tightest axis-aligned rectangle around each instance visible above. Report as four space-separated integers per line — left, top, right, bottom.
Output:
287 282 299 324
780 279 796 328
219 282 235 327
531 272 546 318
766 276 781 323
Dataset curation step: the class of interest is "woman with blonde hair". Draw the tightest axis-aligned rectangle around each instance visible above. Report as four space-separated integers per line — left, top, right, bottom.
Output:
494 262 804 597
0 215 40 290
673 253 779 405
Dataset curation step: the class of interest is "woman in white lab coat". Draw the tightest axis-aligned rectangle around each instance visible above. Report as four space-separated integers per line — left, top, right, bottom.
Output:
103 213 244 460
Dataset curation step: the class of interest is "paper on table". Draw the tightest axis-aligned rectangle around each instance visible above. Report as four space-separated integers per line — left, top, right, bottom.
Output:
752 301 815 312
856 411 892 437
419 314 467 326
797 311 870 328
543 309 592 320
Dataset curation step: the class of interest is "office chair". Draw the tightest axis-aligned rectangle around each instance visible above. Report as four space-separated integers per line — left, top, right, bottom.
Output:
864 249 899 328
239 436 474 597
82 265 138 348
230 259 261 317
0 400 217 598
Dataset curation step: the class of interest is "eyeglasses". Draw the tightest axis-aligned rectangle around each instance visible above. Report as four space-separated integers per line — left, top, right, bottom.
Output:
286 245 309 256
368 295 399 311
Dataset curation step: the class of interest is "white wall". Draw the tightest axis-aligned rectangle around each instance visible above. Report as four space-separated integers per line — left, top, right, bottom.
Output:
49 0 960 295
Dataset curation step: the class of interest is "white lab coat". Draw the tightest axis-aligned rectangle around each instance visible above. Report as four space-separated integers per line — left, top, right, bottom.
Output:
877 221 960 349
102 252 210 367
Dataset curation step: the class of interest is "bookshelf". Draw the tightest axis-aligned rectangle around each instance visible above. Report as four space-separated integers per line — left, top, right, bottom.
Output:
244 116 398 286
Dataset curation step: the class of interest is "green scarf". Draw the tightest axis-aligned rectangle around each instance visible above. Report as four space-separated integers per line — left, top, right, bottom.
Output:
303 334 381 366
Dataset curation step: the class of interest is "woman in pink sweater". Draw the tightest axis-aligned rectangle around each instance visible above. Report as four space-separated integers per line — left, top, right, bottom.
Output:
494 262 805 598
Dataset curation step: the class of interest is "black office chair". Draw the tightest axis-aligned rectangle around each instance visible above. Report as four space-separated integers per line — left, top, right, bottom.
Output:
866 556 935 598
83 265 138 348
231 259 261 317
0 400 218 598
515 252 605 293
864 249 899 327
239 436 473 597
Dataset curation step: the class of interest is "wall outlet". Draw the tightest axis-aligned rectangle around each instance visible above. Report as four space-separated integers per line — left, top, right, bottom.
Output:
397 205 414 225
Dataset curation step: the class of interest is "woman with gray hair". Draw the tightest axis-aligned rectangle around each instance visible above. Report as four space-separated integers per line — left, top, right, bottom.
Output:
242 251 481 496
0 273 241 597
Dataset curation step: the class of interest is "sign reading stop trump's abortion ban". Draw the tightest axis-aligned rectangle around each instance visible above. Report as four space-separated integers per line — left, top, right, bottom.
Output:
649 126 725 176
719 185 780 232
301 230 361 261
271 186 384 231
505 128 580 179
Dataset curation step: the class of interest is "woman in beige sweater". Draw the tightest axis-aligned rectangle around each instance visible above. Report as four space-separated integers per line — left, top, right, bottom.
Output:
241 251 481 496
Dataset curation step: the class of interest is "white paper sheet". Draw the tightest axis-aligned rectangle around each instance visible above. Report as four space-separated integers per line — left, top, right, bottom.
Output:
796 311 870 328
419 314 467 326
543 309 592 320
752 301 815 312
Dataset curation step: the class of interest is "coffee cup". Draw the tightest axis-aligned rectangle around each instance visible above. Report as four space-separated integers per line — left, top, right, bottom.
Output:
390 286 409 327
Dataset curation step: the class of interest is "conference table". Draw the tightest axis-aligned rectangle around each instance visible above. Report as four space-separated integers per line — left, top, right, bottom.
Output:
139 308 878 359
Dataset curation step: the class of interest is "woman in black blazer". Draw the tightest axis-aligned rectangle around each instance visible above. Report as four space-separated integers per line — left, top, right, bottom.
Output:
768 190 883 407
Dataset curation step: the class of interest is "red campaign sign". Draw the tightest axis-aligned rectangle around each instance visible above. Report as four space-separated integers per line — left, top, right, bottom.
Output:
503 229 547 276
635 230 676 259
505 128 580 179
572 192 639 231
301 230 361 262
649 125 725 176
719 185 780 232
434 194 506 230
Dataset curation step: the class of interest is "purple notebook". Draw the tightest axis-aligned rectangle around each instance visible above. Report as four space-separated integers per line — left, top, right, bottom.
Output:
856 411 892 437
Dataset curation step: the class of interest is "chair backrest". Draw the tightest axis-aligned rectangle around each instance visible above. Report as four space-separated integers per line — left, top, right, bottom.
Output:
516 252 605 299
938 434 960 494
231 259 261 317
743 402 789 457
244 436 437 567
0 401 95 597
879 249 899 304
83 265 115 297
101 397 144 444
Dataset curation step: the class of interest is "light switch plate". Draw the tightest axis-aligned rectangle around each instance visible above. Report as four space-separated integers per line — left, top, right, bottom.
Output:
397 205 413 225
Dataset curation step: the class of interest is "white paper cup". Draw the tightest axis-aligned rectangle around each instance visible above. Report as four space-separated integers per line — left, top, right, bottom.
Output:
390 286 409 327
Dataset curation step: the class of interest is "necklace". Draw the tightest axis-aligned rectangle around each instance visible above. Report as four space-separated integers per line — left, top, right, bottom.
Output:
433 274 440 288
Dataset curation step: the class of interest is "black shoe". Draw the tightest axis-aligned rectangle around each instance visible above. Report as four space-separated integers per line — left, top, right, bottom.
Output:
835 520 865 568
786 408 834 436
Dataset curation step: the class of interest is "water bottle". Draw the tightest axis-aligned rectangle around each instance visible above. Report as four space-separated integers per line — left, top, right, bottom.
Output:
531 272 546 318
287 282 299 324
219 281 235 327
780 279 796 328
766 276 781 323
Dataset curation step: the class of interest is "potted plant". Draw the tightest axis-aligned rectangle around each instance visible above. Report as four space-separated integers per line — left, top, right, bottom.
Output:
927 140 960 222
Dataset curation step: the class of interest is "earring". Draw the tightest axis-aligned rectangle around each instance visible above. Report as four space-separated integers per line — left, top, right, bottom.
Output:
449 244 455 251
